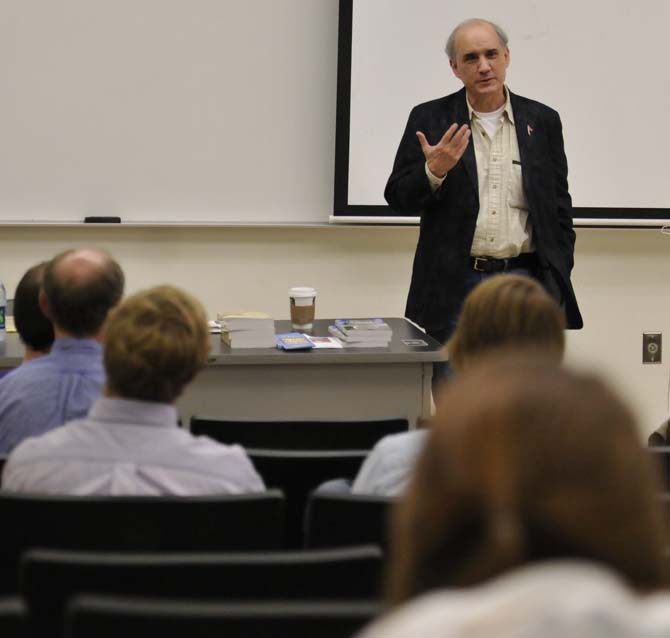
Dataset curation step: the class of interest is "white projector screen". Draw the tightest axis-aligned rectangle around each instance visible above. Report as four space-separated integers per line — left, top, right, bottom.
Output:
333 0 670 226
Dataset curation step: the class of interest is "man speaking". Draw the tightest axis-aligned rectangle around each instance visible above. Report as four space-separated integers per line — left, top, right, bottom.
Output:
385 18 582 378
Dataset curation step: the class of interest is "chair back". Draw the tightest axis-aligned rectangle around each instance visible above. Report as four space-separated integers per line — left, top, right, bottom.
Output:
0 490 284 592
190 416 409 450
22 545 382 638
305 492 393 551
0 597 25 638
249 449 367 547
66 596 380 638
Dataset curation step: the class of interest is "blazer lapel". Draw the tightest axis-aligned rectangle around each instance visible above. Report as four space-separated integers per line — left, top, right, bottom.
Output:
511 91 536 166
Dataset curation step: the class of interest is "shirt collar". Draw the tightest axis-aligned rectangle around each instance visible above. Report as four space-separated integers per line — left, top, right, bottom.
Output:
51 336 103 354
88 397 179 429
466 86 515 124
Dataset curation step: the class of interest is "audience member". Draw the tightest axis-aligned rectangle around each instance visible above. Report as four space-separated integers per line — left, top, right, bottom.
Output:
649 419 669 446
12 262 54 362
3 285 265 495
351 274 565 495
358 356 670 638
0 248 124 453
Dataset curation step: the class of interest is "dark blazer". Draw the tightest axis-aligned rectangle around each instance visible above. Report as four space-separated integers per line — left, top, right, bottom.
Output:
385 87 583 331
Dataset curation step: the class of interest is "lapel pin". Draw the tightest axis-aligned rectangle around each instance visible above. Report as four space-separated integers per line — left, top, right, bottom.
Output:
527 124 534 137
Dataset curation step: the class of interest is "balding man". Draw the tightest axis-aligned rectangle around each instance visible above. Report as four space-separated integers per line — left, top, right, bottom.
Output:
0 249 124 453
386 19 582 386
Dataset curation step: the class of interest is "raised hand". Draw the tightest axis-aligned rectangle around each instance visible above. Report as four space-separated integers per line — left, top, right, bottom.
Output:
416 123 470 178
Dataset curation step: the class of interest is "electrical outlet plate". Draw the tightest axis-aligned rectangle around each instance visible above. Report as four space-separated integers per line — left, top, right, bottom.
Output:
642 332 662 364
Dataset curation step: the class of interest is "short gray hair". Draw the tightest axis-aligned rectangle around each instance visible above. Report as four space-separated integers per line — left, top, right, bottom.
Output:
445 18 509 62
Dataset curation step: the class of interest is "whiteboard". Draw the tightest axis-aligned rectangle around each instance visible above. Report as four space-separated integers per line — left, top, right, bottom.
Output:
334 0 670 225
0 0 338 224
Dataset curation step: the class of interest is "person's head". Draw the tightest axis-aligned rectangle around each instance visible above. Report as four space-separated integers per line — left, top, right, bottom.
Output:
388 356 668 605
446 274 565 374
446 19 510 109
13 262 55 359
41 249 125 338
103 285 210 404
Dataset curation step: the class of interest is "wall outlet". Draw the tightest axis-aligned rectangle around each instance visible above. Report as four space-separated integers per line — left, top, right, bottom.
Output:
642 332 662 364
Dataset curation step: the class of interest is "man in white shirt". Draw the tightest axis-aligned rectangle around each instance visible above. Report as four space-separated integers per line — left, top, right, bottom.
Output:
2 285 264 495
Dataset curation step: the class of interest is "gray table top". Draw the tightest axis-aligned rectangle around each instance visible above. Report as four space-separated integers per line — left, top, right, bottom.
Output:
0 317 445 369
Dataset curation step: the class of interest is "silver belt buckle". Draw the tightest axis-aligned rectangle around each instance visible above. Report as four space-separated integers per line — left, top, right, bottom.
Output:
473 257 488 272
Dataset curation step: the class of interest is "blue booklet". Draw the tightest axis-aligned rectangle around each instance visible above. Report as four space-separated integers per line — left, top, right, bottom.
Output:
276 332 314 350
334 318 391 332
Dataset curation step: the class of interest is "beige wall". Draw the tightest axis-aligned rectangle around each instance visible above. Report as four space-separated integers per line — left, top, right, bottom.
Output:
1 224 668 437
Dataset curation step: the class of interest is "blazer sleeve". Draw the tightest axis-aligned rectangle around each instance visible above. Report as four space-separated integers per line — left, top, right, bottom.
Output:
547 111 576 273
384 107 438 214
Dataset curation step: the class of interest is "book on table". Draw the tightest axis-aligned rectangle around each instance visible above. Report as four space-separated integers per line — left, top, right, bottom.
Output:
334 318 391 329
218 310 276 349
328 324 392 348
333 318 392 340
217 311 274 330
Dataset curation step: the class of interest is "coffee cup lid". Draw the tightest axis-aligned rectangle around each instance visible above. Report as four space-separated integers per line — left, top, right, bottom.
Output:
289 286 317 298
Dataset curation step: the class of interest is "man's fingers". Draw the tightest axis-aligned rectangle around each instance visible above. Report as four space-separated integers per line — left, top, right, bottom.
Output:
437 123 459 146
416 131 431 156
446 124 470 148
456 128 471 151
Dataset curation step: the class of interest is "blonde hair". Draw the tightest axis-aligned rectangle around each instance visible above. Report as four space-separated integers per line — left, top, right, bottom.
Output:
388 355 668 605
103 286 210 403
446 274 565 373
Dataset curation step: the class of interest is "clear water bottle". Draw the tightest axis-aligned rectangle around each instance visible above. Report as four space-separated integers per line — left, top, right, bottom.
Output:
0 280 5 342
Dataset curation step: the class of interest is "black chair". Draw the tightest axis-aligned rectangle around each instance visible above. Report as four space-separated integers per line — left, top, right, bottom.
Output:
658 493 670 526
0 597 26 638
22 545 382 638
305 492 394 551
647 446 670 492
0 491 284 592
249 449 368 547
190 416 409 450
66 596 380 638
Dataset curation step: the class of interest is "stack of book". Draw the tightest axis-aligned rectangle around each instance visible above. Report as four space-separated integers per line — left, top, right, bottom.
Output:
218 311 276 348
328 318 393 348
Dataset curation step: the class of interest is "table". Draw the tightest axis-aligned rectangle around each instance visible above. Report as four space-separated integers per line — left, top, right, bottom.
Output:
0 318 445 427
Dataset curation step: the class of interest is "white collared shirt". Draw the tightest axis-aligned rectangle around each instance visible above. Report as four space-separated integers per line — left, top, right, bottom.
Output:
2 397 265 496
352 430 428 496
426 87 533 258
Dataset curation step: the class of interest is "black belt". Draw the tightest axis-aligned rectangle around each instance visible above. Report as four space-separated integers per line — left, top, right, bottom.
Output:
470 253 537 273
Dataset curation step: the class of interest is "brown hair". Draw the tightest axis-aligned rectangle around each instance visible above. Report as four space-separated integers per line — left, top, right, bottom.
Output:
103 286 210 403
43 248 125 337
388 354 668 605
446 274 565 373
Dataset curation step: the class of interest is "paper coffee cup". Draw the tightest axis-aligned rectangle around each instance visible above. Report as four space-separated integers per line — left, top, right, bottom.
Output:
289 286 316 330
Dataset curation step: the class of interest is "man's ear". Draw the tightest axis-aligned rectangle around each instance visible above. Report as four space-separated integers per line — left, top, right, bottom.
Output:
38 290 52 319
450 58 461 80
